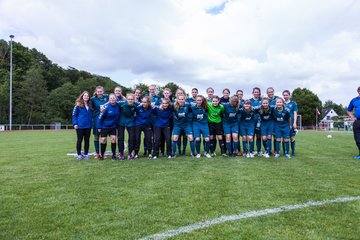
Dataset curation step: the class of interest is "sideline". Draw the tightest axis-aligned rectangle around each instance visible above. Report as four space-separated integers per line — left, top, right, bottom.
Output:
139 196 360 240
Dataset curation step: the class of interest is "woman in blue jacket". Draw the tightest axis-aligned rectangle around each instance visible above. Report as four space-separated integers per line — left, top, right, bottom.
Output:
98 93 120 160
152 98 173 159
134 96 153 160
72 91 93 160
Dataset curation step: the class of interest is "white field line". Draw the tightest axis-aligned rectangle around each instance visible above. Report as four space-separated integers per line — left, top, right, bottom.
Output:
139 196 360 240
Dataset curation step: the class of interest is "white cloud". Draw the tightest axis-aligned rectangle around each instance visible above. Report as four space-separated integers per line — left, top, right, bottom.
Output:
1 0 360 105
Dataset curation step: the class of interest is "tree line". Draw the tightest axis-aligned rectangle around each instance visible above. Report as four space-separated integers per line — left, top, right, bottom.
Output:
0 39 346 126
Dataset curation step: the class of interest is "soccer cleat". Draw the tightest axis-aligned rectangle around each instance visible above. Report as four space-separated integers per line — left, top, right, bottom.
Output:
111 155 117 161
118 153 124 161
196 154 201 158
275 153 280 158
168 155 172 159
128 154 133 160
353 155 360 160
152 156 157 159
76 155 83 160
134 154 139 160
222 153 229 157
172 155 176 159
84 155 90 160
205 153 212 158
285 154 291 159
246 152 251 158
252 151 257 156
257 151 263 157
211 152 217 157
237 151 243 156
95 153 100 159
148 154 153 159
242 152 247 157
263 153 270 158
249 153 255 158
99 155 104 160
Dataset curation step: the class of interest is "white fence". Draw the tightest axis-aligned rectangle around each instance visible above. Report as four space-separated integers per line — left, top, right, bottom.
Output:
0 124 74 131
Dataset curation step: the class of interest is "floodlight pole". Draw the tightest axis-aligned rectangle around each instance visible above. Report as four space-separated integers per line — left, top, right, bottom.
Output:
9 35 14 131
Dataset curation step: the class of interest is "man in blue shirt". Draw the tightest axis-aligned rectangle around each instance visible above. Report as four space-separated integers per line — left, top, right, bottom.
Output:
347 86 360 160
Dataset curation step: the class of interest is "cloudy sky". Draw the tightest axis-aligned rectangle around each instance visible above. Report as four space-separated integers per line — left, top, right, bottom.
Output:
1 0 359 105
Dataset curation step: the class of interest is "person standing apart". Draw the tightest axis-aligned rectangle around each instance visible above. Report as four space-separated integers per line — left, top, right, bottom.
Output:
72 91 93 160
347 86 360 160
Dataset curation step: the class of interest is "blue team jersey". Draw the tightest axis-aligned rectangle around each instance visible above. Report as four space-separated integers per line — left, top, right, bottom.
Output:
186 97 197 107
191 105 208 124
98 103 119 129
238 108 256 123
268 96 279 108
117 100 137 127
284 100 298 124
347 96 360 118
259 107 274 122
173 104 192 125
91 94 109 119
250 98 262 110
153 106 173 127
134 106 152 126
272 108 291 128
222 104 239 123
72 105 93 129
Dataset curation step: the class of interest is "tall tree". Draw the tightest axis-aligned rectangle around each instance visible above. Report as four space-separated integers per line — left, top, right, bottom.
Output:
19 66 48 124
45 82 80 123
291 88 322 126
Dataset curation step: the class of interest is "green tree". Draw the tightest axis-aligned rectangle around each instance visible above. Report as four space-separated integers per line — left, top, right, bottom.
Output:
45 82 79 123
19 66 48 124
323 100 347 116
133 83 149 95
291 88 322 126
160 82 181 97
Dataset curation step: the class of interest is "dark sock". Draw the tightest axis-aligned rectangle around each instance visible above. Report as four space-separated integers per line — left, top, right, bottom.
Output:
226 142 232 155
243 140 248 153
195 140 201 154
111 143 116 155
173 140 178 156
204 140 210 154
100 143 106 156
249 141 254 152
275 141 280 153
233 141 239 154
285 141 290 155
189 140 195 155
94 140 100 154
219 139 225 154
291 140 295 154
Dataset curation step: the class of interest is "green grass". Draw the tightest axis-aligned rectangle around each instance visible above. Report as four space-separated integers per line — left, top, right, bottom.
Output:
0 130 359 239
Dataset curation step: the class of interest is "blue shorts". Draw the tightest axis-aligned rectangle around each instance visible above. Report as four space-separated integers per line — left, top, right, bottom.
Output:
290 129 297 137
275 125 290 139
260 120 275 136
173 123 193 136
240 121 255 137
193 122 210 139
223 121 239 135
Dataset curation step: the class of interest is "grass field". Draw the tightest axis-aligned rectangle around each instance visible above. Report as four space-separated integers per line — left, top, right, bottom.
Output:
0 130 359 240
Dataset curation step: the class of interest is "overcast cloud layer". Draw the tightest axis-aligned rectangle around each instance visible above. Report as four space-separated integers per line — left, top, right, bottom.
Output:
1 0 359 105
